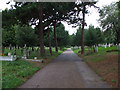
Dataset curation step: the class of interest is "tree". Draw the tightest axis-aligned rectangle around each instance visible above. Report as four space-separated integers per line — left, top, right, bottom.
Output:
15 25 39 47
56 24 69 49
74 26 82 47
2 28 16 47
69 34 76 47
44 24 70 49
9 2 75 55
66 1 98 55
85 25 103 52
47 3 75 52
99 2 120 44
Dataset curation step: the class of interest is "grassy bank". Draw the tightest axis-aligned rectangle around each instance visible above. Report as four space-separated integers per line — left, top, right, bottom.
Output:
2 60 40 88
2 48 67 88
72 46 119 88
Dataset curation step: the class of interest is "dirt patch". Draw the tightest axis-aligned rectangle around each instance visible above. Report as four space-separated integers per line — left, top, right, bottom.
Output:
85 53 119 88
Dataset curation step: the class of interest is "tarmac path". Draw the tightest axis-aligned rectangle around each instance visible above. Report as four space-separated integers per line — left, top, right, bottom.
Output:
19 48 111 88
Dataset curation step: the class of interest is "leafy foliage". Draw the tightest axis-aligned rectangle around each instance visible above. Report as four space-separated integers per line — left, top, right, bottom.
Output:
85 25 103 46
15 25 39 47
99 2 120 44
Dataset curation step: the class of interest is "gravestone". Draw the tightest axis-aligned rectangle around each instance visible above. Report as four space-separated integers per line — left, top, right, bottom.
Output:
8 52 11 56
34 57 37 59
104 44 107 48
95 46 98 52
23 44 27 59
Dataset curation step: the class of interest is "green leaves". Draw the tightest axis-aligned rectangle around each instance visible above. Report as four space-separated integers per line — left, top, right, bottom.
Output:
15 25 39 47
99 2 120 44
85 25 103 46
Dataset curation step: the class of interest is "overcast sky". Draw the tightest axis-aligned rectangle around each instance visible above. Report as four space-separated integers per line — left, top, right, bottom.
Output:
0 0 118 35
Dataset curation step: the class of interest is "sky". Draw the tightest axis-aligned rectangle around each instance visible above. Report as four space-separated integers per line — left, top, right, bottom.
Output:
0 0 118 35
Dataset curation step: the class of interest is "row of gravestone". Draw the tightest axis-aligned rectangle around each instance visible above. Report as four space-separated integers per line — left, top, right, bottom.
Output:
72 43 120 52
0 44 41 61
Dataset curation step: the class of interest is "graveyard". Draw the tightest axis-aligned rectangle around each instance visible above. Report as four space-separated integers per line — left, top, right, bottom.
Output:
1 0 120 89
1 47 66 88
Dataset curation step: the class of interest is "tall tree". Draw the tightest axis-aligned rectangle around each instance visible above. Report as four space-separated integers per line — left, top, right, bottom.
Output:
11 2 75 55
66 1 97 55
56 24 69 49
99 2 120 44
74 26 82 47
15 25 38 47
85 25 103 52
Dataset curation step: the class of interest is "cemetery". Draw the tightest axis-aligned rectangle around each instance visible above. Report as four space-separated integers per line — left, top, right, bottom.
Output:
1 0 120 89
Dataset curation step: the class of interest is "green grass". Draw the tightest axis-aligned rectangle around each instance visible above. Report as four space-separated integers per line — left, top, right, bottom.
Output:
27 48 67 59
72 46 119 62
2 47 67 88
2 60 40 88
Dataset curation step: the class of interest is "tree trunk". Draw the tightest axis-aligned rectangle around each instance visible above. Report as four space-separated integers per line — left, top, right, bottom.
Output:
48 30 52 55
1 46 4 55
53 21 58 52
81 4 86 55
39 4 45 56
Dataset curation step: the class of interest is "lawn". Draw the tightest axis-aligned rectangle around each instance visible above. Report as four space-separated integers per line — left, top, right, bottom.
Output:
2 60 40 88
2 47 67 88
72 46 119 88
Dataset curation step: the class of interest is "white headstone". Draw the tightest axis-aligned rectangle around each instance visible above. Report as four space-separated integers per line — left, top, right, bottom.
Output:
8 53 11 56
104 44 107 48
34 57 37 59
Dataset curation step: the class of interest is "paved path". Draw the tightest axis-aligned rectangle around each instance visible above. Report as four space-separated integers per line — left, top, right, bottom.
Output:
19 49 111 88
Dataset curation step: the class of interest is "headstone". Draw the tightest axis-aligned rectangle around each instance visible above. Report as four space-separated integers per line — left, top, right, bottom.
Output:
95 46 98 52
34 57 37 59
104 44 107 48
8 52 11 56
108 43 110 47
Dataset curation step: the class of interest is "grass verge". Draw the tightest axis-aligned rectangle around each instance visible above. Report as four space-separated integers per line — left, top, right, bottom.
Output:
2 48 67 88
2 60 40 88
72 46 119 88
